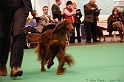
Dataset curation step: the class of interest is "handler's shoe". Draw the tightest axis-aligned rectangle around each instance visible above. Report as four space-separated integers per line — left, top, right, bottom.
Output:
0 64 7 76
10 67 23 77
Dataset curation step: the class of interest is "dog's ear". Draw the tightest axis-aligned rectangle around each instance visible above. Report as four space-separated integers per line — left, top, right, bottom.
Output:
55 20 65 31
63 19 71 26
55 19 71 31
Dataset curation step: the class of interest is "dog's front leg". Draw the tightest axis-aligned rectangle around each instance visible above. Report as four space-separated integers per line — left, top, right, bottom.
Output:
47 54 55 69
56 55 66 75
46 50 55 69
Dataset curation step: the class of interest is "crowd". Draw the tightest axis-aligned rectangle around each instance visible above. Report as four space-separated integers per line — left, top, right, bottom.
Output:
0 0 124 78
26 0 83 43
26 0 124 44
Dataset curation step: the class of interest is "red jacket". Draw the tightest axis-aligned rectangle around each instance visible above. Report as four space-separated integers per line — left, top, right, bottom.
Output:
64 7 75 23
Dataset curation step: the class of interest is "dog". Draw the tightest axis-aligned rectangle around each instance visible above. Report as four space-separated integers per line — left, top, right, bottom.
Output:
35 20 75 75
96 26 107 41
26 24 56 48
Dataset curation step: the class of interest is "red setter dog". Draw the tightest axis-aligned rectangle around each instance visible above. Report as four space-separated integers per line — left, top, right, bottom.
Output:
35 20 75 75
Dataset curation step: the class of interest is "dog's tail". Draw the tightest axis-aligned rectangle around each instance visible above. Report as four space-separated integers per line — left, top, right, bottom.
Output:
35 39 42 61
35 41 39 53
65 54 75 67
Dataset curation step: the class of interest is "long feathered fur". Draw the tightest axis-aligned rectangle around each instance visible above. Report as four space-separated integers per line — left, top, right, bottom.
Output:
35 20 75 75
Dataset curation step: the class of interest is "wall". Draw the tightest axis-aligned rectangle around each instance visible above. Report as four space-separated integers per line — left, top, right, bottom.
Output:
30 0 114 21
31 0 67 16
30 0 115 36
31 0 54 16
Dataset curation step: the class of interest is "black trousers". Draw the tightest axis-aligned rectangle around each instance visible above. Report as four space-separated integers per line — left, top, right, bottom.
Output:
84 22 97 41
0 3 29 68
75 23 81 42
69 23 75 43
0 11 13 65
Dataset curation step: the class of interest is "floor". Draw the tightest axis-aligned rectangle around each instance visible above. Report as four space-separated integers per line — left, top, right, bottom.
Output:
0 36 124 82
69 36 122 46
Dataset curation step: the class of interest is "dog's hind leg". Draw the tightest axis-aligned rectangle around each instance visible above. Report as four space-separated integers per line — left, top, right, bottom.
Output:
40 50 47 72
56 46 70 75
56 53 74 75
103 35 106 41
41 60 46 72
98 37 101 42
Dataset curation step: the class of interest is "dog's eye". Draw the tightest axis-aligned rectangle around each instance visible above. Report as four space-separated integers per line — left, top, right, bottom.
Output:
65 23 70 27
67 23 70 25
65 27 69 30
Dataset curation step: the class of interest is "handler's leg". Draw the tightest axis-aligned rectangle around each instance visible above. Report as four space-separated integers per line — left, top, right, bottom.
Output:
10 4 29 77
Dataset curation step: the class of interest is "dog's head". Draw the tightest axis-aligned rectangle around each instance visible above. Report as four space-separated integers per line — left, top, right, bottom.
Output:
54 19 74 34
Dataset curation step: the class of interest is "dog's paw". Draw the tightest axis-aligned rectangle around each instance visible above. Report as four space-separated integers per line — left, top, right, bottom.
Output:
47 63 54 69
41 68 46 72
56 70 65 75
56 67 66 75
56 72 64 75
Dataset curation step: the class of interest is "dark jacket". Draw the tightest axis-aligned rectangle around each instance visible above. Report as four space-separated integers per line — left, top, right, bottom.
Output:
22 0 32 11
33 16 40 23
51 4 62 21
107 14 121 32
0 0 32 12
83 3 100 23
75 9 82 23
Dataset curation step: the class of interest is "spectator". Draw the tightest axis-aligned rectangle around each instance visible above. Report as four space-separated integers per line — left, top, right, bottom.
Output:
72 2 82 42
32 10 40 23
64 1 76 43
107 8 124 42
36 6 54 33
83 0 100 43
51 0 63 21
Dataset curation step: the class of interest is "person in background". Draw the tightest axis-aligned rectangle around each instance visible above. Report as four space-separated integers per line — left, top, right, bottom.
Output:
26 10 39 32
83 0 100 43
51 0 63 22
32 10 40 23
107 8 124 42
0 0 32 77
64 1 76 43
72 2 82 43
36 6 54 33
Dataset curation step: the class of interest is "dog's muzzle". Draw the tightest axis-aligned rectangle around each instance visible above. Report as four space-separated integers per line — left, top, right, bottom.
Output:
68 28 75 36
70 28 75 33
